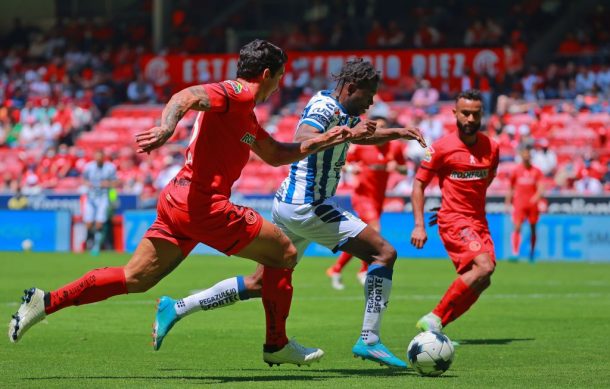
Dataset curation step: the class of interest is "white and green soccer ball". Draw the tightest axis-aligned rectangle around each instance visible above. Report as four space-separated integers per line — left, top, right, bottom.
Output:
21 239 33 252
407 330 455 376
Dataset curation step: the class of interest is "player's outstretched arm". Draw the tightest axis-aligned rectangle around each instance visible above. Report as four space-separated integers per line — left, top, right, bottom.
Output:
135 86 212 153
410 179 428 249
252 121 375 166
352 126 427 148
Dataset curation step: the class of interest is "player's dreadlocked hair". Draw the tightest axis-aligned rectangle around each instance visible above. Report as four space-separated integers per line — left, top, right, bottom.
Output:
456 89 483 102
332 58 380 89
237 39 287 80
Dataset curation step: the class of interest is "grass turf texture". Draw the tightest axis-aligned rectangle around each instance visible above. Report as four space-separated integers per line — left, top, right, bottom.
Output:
1 252 610 388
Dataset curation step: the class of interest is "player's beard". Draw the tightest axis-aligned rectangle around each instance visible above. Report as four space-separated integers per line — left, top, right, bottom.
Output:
457 120 480 136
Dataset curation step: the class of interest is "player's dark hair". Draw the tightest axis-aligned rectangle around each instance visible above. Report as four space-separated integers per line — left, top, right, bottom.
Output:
236 39 287 80
456 89 483 102
332 58 380 90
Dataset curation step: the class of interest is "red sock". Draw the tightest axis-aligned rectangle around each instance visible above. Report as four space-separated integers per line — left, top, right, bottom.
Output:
359 260 368 273
530 231 536 255
262 266 293 349
45 267 127 315
432 277 480 327
331 252 353 273
511 231 521 255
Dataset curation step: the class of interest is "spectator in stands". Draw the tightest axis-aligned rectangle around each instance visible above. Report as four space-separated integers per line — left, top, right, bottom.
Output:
574 169 603 195
531 139 557 178
522 66 543 102
575 65 596 95
411 79 439 115
127 73 156 104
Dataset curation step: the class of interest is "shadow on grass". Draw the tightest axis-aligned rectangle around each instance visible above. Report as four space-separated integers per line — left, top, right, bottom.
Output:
24 375 336 383
455 338 535 345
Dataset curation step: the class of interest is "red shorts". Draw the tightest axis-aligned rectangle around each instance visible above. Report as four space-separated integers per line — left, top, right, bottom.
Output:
144 181 263 257
512 204 539 225
352 194 382 224
438 219 496 274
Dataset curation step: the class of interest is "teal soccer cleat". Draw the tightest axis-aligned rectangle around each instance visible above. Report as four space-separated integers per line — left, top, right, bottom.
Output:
352 337 408 368
152 296 180 351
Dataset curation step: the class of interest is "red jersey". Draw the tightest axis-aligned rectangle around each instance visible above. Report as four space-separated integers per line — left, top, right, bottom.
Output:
510 164 543 207
416 131 499 224
174 80 270 197
348 142 406 206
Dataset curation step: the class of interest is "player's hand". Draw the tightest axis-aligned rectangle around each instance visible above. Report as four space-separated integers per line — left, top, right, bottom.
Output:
428 206 440 226
411 226 428 249
135 126 174 153
400 127 427 148
350 120 377 140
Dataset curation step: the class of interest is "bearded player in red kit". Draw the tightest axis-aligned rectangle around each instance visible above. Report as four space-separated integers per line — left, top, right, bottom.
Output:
410 89 500 332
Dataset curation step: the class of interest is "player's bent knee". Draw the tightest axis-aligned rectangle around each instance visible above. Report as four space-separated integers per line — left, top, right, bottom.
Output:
282 243 298 268
379 244 397 267
124 271 157 293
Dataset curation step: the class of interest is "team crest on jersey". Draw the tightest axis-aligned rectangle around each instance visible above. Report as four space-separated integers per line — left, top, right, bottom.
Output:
423 146 434 162
469 154 477 165
226 80 243 94
241 132 256 145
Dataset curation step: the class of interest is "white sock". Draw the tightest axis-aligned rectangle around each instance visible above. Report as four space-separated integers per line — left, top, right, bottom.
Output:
93 231 102 249
174 276 249 317
361 265 393 345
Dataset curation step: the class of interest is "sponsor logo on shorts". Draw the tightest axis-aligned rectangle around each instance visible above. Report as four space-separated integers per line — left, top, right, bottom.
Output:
469 241 482 251
449 169 489 180
241 132 256 145
225 80 243 94
245 209 258 225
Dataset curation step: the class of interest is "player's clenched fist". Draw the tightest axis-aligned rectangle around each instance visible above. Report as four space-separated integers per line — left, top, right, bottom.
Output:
135 126 174 153
410 225 428 249
350 119 377 140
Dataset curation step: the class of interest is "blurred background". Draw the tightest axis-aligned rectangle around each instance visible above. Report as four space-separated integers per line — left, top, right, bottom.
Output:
0 0 609 260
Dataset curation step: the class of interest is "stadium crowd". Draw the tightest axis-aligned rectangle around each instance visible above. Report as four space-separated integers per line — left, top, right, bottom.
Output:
0 0 609 204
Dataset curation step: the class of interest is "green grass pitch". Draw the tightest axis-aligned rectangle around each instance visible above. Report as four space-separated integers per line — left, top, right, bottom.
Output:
1 252 610 388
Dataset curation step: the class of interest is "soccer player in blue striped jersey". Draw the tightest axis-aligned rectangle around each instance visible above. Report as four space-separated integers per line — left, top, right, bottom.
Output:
153 59 427 368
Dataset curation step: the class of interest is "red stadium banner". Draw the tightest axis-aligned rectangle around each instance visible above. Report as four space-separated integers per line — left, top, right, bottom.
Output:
142 48 504 91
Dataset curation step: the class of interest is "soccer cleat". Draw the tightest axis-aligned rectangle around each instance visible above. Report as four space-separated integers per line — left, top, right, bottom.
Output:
416 312 443 332
263 338 325 367
352 337 407 368
356 271 367 286
326 268 345 290
8 288 46 343
152 296 180 351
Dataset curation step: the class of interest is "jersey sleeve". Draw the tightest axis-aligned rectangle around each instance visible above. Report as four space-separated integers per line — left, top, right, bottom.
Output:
202 81 253 114
346 146 360 163
490 145 500 179
415 144 442 184
301 99 336 133
390 142 407 165
255 124 271 141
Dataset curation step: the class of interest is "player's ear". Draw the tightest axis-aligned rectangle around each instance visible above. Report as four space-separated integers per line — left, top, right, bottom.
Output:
347 83 358 95
261 68 272 80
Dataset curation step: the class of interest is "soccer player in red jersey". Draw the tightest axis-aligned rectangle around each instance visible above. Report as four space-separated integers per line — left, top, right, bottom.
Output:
8 40 373 366
410 89 500 332
326 114 407 290
506 146 544 262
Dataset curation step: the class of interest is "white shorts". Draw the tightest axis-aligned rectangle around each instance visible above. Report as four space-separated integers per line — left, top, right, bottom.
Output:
83 196 109 224
272 197 367 261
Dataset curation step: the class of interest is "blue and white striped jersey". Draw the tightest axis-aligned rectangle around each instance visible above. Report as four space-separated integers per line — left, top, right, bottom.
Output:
275 90 361 205
83 161 117 199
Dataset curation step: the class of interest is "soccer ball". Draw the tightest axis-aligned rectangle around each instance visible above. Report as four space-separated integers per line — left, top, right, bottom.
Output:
21 239 33 252
407 331 455 376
